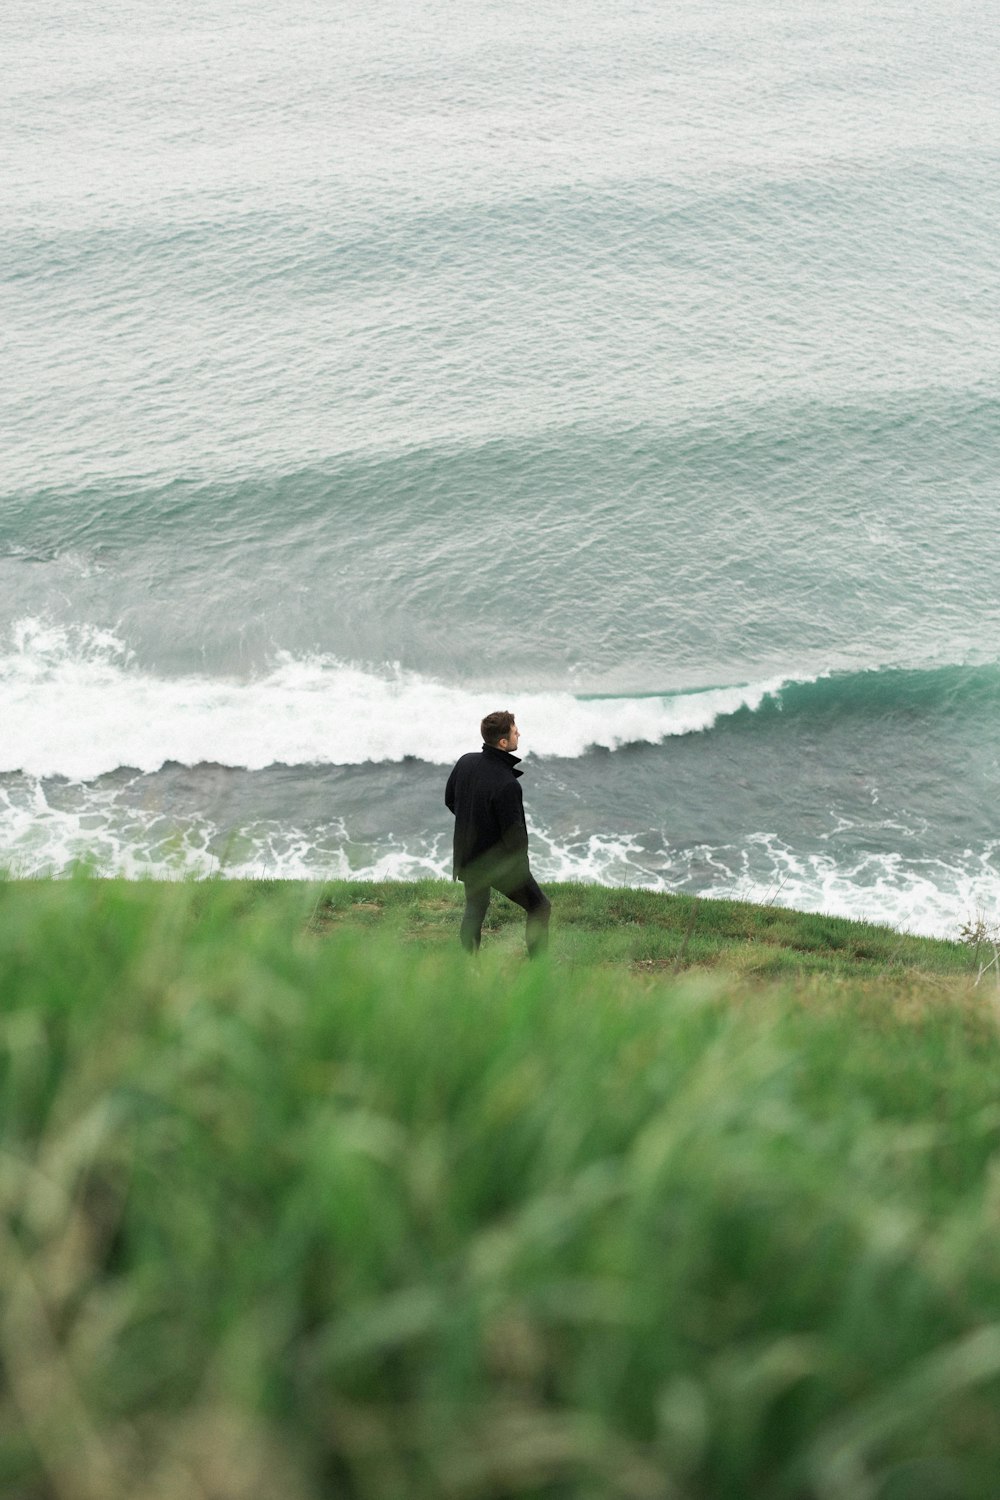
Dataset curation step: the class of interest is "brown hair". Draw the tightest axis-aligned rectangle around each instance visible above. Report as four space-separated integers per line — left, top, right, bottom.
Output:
481 710 516 746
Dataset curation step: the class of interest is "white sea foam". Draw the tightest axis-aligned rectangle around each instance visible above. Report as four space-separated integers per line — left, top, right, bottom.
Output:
695 832 1000 941
532 827 1000 939
0 771 453 882
0 618 785 779
5 619 996 941
1 771 995 941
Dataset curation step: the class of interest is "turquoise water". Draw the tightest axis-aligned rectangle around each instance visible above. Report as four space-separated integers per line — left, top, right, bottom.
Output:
2 1 999 933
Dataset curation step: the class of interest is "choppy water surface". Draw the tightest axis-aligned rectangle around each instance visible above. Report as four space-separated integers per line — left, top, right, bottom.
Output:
3 1 999 934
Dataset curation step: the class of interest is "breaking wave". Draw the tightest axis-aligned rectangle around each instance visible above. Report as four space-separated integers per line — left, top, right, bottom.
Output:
2 618 995 780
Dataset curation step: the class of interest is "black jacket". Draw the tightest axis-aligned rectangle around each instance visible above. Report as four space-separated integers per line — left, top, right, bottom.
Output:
444 745 531 886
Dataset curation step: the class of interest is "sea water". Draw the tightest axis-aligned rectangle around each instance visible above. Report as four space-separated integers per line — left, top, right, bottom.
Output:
3 0 999 935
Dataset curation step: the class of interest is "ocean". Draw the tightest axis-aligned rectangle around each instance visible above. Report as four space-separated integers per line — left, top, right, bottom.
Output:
3 0 999 936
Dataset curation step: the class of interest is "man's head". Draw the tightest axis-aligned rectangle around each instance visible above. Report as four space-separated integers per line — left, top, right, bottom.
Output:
481 710 519 752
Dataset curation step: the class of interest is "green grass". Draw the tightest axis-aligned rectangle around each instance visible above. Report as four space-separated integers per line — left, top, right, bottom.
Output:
314 878 973 982
1 877 998 1500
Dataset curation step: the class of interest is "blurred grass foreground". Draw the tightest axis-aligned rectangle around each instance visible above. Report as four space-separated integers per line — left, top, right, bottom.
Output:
2 877 1000 1500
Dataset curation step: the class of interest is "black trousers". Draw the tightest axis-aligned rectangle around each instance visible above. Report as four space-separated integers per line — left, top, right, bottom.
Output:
460 875 551 958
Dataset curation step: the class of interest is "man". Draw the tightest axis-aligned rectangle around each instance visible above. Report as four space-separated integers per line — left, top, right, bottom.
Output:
445 710 551 958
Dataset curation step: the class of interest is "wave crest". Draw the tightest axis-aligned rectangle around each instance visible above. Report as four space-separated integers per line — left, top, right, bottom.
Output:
0 618 786 778
2 618 996 780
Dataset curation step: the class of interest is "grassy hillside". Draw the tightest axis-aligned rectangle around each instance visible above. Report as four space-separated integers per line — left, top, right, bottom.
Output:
2 878 998 1500
312 877 976 982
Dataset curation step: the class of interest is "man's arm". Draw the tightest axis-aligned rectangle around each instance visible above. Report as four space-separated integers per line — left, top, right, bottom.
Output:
493 781 529 860
444 763 457 814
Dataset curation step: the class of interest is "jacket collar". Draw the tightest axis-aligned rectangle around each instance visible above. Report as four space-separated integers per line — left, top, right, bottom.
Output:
482 744 523 777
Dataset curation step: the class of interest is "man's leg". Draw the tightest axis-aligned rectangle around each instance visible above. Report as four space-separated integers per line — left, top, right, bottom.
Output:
460 882 491 954
500 875 551 958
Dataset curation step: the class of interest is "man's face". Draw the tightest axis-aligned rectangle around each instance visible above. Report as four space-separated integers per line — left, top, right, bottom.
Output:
501 721 520 751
